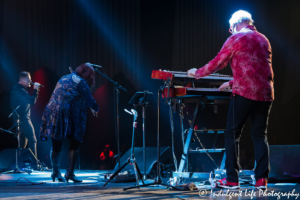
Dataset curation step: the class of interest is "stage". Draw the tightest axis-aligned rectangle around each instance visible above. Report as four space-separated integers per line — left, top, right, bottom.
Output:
0 1 300 199
0 170 299 199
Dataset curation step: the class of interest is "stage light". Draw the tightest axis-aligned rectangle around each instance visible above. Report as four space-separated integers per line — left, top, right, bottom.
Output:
76 0 137 72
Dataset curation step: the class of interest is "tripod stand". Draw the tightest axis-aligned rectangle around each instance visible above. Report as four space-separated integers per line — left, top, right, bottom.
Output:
3 106 27 174
103 109 145 187
123 88 182 191
128 91 152 180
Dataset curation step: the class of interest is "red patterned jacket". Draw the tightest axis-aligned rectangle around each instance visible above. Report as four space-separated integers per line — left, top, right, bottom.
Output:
195 25 274 101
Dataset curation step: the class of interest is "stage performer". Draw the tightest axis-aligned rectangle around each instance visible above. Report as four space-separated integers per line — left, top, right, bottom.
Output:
10 71 42 168
187 10 274 190
40 63 99 183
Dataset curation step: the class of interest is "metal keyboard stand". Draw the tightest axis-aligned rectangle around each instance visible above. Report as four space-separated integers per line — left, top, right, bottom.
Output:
177 98 202 173
174 99 227 179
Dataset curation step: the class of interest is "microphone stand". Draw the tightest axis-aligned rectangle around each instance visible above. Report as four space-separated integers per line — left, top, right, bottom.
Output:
103 109 145 187
94 68 127 169
128 91 153 180
0 127 15 135
7 106 21 131
3 106 28 174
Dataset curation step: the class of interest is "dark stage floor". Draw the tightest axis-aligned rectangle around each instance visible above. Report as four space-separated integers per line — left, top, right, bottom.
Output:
0 170 299 199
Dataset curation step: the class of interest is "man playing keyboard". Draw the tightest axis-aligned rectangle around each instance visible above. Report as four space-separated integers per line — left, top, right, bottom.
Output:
187 10 274 190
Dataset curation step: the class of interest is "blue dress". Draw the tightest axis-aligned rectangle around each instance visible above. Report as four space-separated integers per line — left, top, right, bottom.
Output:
39 72 99 142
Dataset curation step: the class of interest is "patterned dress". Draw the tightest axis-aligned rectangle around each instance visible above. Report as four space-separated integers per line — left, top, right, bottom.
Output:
195 25 274 101
39 72 99 142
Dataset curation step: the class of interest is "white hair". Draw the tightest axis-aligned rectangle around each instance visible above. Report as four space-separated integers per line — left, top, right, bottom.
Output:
229 10 254 27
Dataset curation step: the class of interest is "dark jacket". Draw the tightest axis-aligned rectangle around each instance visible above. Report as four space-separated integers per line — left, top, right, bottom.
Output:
10 83 39 121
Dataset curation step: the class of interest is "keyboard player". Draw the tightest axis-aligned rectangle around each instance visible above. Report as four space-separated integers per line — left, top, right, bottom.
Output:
187 10 274 190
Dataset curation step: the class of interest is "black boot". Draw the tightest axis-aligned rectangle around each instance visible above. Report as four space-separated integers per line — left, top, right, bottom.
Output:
65 150 82 183
50 151 65 182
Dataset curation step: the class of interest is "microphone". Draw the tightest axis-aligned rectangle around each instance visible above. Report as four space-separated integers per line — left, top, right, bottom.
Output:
90 64 102 68
30 82 44 88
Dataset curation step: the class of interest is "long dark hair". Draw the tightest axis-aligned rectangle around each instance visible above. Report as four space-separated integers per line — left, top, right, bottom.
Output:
75 63 95 87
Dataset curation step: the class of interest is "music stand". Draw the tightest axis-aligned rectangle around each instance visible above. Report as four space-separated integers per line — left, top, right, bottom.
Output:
129 91 152 180
123 88 182 191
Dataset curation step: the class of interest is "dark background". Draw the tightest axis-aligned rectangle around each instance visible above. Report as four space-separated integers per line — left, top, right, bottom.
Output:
0 0 299 170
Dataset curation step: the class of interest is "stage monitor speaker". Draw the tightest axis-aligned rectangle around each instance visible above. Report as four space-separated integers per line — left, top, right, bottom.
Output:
269 145 300 182
0 148 38 171
114 146 174 176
